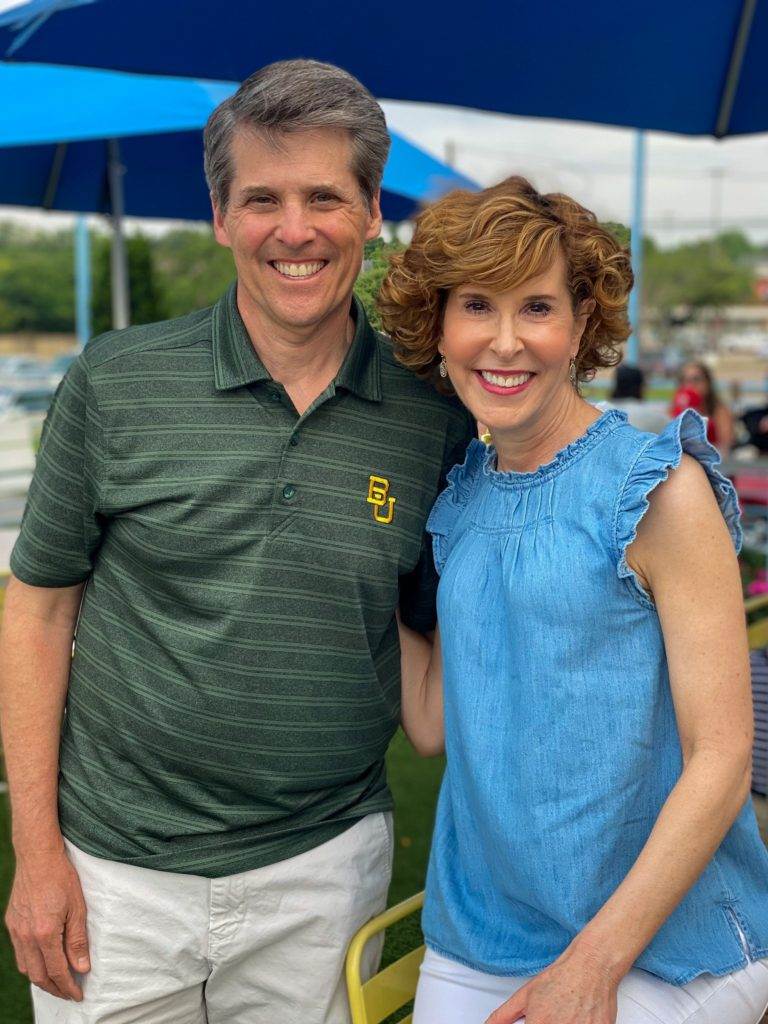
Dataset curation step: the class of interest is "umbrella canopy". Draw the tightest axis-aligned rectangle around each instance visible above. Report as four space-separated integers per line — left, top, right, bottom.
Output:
0 0 765 137
0 63 476 221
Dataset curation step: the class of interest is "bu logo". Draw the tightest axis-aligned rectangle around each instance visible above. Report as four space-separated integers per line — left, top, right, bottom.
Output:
367 475 396 524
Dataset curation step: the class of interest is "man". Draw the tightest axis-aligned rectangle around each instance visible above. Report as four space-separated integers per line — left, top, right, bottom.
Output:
0 60 472 1023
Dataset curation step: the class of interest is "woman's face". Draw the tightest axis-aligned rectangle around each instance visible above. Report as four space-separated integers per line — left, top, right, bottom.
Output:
440 255 591 439
679 363 710 398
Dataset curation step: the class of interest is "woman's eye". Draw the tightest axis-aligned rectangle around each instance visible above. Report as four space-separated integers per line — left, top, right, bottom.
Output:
464 300 489 313
526 302 551 317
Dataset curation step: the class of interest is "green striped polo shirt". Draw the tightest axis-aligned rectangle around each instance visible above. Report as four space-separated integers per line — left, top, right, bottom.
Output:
12 285 472 877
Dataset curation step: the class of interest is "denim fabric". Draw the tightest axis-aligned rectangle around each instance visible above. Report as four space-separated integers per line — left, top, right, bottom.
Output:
424 408 768 984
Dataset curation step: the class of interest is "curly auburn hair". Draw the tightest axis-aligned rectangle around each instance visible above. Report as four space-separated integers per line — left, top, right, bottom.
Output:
378 175 634 388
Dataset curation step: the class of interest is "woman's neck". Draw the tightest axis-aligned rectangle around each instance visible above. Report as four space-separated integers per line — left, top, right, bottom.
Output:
494 394 602 474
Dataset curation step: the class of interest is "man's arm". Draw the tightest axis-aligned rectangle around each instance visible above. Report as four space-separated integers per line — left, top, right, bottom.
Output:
1 575 90 1001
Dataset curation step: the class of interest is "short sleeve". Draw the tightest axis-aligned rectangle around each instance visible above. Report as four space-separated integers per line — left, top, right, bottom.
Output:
615 409 742 603
427 438 487 576
10 353 104 587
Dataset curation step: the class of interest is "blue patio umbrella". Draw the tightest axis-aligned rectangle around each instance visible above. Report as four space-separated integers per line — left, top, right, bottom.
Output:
0 63 477 329
0 0 765 138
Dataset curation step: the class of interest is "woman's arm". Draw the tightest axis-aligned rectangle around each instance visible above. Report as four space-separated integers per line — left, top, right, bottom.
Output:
397 616 445 756
488 455 752 1024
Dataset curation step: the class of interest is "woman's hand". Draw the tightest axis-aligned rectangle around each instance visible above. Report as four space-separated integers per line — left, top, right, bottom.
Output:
485 944 619 1024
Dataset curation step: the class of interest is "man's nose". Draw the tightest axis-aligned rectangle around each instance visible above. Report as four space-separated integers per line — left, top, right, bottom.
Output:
274 203 316 248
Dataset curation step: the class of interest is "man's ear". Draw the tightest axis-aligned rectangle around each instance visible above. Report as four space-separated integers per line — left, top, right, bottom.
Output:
212 196 231 249
366 189 383 241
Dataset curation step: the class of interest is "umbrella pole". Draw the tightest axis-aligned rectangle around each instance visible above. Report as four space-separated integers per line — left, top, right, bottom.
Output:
74 215 91 347
107 138 130 330
627 129 645 366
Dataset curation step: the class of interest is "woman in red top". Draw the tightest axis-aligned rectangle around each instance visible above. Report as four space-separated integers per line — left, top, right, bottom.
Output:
672 362 735 457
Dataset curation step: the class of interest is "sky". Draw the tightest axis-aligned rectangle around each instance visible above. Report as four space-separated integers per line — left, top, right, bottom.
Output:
0 0 766 248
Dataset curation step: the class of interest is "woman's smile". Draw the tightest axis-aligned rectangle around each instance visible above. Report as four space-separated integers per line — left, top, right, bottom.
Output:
474 369 536 396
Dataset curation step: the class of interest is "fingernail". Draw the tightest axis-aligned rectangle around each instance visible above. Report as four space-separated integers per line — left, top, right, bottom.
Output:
77 958 89 970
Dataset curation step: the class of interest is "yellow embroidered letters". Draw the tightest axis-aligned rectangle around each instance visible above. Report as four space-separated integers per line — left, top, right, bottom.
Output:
367 475 396 524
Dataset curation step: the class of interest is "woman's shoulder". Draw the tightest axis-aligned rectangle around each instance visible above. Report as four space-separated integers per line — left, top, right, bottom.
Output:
615 410 742 598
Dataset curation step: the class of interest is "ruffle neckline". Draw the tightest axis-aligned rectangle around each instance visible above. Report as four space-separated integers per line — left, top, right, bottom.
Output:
483 408 627 489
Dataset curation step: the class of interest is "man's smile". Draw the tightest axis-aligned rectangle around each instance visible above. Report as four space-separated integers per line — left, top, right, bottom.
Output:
269 260 328 280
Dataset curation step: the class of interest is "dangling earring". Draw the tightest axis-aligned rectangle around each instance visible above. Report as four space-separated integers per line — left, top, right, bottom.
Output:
439 356 448 379
569 357 577 387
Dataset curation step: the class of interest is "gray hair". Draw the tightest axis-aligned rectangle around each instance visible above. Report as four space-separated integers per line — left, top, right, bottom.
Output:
204 59 390 213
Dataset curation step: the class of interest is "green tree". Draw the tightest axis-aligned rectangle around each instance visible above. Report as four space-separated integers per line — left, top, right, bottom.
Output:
92 233 167 335
152 228 235 318
354 239 405 328
644 237 754 315
0 225 74 332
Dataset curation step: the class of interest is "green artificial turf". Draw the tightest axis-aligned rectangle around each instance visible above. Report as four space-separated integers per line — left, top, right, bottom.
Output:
0 730 441 1024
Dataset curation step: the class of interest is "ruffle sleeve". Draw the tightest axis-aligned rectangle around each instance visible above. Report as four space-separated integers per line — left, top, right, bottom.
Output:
615 409 742 604
427 438 486 575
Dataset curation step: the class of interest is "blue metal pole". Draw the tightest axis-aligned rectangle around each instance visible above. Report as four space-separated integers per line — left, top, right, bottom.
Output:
627 130 646 366
74 214 91 347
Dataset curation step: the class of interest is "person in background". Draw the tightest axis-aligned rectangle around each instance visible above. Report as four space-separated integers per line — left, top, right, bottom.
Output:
671 361 735 458
604 363 669 433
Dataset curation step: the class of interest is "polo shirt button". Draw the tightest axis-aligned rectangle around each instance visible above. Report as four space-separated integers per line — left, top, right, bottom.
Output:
289 436 299 447
270 390 281 402
282 484 297 501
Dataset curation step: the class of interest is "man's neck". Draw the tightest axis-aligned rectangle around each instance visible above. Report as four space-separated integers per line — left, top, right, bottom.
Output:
236 283 355 414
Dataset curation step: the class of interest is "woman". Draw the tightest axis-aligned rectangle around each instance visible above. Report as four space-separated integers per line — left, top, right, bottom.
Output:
379 177 768 1024
672 361 735 457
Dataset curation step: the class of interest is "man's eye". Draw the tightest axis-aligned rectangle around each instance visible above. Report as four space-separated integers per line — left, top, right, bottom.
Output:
249 195 275 205
314 193 340 203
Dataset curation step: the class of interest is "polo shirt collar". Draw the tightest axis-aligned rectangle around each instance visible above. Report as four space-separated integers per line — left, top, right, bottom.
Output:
212 285 381 402
212 284 271 391
334 296 381 403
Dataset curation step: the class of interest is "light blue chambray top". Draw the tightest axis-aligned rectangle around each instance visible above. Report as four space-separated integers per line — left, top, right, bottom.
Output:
423 408 768 985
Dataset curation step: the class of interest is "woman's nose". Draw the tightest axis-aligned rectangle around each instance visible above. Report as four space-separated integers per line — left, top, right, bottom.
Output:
488 321 524 361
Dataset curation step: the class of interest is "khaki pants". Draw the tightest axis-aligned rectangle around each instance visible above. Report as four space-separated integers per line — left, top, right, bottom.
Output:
33 813 393 1024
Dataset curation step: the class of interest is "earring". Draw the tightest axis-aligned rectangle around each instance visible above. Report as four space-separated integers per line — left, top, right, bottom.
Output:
569 357 577 386
439 356 448 379
480 428 492 445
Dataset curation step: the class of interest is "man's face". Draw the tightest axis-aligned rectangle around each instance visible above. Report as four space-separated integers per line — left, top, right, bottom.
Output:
213 127 382 335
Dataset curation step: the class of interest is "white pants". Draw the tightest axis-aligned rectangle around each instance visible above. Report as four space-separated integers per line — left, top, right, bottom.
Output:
32 813 393 1024
413 947 768 1024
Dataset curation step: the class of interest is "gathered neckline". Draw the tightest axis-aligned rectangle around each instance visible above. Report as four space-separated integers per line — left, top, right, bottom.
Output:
482 408 628 489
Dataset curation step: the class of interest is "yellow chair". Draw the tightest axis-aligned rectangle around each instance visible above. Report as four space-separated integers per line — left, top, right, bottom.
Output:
346 891 425 1024
746 593 768 650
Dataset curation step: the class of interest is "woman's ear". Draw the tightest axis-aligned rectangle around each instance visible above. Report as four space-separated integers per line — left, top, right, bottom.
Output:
573 298 596 346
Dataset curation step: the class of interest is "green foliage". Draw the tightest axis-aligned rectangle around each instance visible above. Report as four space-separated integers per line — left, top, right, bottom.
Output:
152 228 235 318
355 239 405 329
92 233 168 336
602 220 631 248
0 221 761 338
0 224 74 332
643 233 754 314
